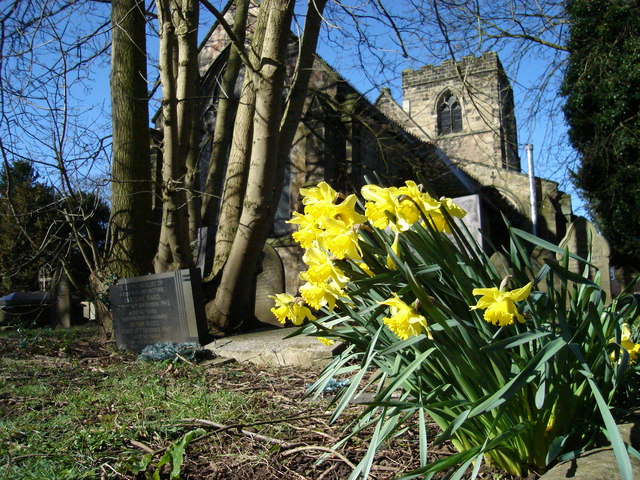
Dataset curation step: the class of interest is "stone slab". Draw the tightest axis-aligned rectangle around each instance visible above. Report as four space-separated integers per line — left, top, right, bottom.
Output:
254 243 285 327
541 419 640 480
451 194 484 248
204 327 338 367
540 447 640 480
110 268 208 353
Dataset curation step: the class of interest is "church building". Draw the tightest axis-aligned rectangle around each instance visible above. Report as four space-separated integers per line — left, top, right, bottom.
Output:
196 8 576 304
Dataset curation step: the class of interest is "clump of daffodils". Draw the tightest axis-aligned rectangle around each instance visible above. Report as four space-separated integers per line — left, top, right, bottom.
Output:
270 180 467 341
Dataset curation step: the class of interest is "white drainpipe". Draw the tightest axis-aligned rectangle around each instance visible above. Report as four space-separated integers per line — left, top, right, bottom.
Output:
525 144 538 236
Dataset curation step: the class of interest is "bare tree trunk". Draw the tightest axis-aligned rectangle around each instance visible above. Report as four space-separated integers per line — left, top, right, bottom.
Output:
208 0 271 282
201 0 249 230
154 0 199 272
207 0 295 331
186 121 201 244
273 0 328 209
177 0 201 246
109 0 153 278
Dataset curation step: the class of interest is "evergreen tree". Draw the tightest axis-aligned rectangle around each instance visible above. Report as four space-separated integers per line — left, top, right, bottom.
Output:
0 161 59 292
0 161 109 294
562 0 640 269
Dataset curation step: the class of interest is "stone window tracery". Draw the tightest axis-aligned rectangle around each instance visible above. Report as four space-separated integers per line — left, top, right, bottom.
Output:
437 93 462 135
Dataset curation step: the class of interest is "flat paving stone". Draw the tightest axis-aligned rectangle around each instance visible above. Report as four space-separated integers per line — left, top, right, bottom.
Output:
541 419 640 480
539 447 640 480
204 327 338 367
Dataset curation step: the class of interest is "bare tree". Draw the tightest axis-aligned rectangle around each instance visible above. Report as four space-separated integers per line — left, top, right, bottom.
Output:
152 0 201 272
0 0 116 335
316 0 572 185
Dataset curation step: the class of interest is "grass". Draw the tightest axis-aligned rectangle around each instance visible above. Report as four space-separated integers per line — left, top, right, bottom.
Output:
0 325 266 480
0 324 513 480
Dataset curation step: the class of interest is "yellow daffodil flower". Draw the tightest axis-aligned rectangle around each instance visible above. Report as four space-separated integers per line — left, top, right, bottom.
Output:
301 246 349 285
300 181 338 206
317 337 336 346
362 181 465 234
362 184 397 230
289 211 323 248
440 197 467 219
269 293 316 325
470 282 532 326
394 181 440 223
323 218 362 260
426 197 467 233
363 184 419 232
299 281 345 311
393 198 422 232
380 294 432 340
610 324 640 364
334 194 367 227
299 182 340 219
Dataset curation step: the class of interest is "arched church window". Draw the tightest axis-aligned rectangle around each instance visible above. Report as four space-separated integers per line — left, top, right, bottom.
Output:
437 93 462 135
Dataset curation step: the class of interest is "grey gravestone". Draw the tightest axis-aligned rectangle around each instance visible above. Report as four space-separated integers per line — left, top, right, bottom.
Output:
489 252 512 280
254 243 285 327
558 217 612 299
530 245 561 293
450 194 484 249
110 268 208 353
55 275 71 328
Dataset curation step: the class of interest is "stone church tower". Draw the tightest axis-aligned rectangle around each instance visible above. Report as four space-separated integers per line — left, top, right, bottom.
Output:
377 52 572 244
401 52 520 173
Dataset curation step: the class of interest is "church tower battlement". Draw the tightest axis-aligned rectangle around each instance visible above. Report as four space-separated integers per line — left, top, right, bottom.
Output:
401 52 520 172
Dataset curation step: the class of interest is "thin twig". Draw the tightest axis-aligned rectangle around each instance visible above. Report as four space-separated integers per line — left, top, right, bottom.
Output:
281 445 358 471
187 418 295 448
129 439 155 454
181 413 329 432
100 463 129 479
174 353 194 365
317 462 341 480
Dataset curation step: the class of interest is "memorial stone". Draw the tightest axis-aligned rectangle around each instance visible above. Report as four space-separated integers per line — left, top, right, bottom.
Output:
110 268 208 353
530 245 561 293
55 275 71 328
451 194 484 249
489 251 512 280
558 217 612 299
255 243 285 327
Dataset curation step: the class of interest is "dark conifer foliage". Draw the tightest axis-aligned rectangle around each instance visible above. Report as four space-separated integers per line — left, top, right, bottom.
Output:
562 0 640 269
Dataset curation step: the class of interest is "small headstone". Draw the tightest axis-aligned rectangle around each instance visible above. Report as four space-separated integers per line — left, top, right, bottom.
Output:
55 275 71 328
254 243 285 327
489 251 512 280
81 301 96 321
451 194 484 248
558 217 612 299
530 245 561 293
110 268 208 353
